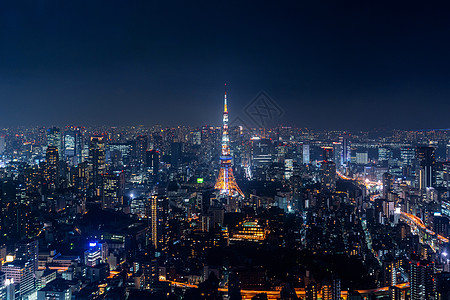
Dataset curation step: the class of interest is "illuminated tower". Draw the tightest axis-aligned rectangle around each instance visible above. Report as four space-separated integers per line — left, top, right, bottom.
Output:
215 85 244 197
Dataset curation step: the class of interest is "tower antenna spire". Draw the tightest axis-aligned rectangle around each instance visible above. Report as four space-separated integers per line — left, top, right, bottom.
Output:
215 83 244 199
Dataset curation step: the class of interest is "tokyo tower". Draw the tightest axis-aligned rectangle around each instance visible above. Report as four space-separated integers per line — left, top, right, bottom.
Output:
214 84 244 197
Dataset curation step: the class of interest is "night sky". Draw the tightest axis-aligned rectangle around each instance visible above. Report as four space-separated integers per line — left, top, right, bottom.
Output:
1 1 450 129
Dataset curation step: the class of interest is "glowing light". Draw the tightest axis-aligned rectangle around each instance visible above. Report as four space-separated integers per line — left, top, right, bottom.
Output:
89 242 97 247
5 255 13 262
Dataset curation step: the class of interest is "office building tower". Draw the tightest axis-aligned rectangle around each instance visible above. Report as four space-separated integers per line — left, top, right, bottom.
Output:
44 146 59 190
410 260 436 300
306 283 318 300
85 247 102 267
146 150 160 175
382 258 397 286
322 147 333 162
339 135 351 166
16 239 38 274
446 143 450 161
382 173 393 199
332 277 341 300
89 136 106 197
252 138 274 166
333 142 343 166
356 152 368 165
303 144 310 164
389 286 403 300
400 146 416 177
443 162 450 189
417 146 436 190
136 135 148 164
64 129 81 165
321 161 336 193
47 127 63 160
379 147 392 162
1 261 35 297
193 131 202 145
102 172 125 209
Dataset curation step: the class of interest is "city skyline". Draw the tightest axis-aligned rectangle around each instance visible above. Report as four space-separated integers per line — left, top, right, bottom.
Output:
1 2 450 299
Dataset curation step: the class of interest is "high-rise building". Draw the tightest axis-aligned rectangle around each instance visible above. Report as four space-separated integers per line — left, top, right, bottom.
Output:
400 147 416 177
322 147 333 162
15 239 38 274
306 283 318 300
382 258 397 286
47 127 62 160
136 135 148 164
339 135 351 166
146 150 160 175
333 142 343 166
321 161 336 193
417 146 436 190
382 173 393 199
446 143 450 161
149 196 168 251
44 146 59 190
89 136 106 197
64 129 81 165
303 144 310 164
252 138 274 166
1 261 35 297
410 260 436 300
102 172 125 209
379 147 392 162
356 152 368 165
192 131 201 145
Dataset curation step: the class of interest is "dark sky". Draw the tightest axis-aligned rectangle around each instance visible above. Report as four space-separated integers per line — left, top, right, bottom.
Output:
1 1 450 129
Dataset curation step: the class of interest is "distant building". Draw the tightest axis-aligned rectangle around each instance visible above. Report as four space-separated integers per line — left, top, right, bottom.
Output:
321 161 336 193
89 136 106 197
37 278 71 300
47 127 62 160
417 146 435 190
1 260 35 297
410 260 435 300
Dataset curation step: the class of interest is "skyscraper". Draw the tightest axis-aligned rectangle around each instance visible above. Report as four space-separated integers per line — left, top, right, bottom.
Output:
146 150 160 177
382 173 393 199
214 85 244 197
47 127 62 160
410 260 436 300
15 239 38 274
417 146 436 190
321 161 336 193
64 128 81 165
102 172 125 209
303 144 310 164
89 136 106 197
44 146 59 191
136 135 148 164
339 135 350 166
